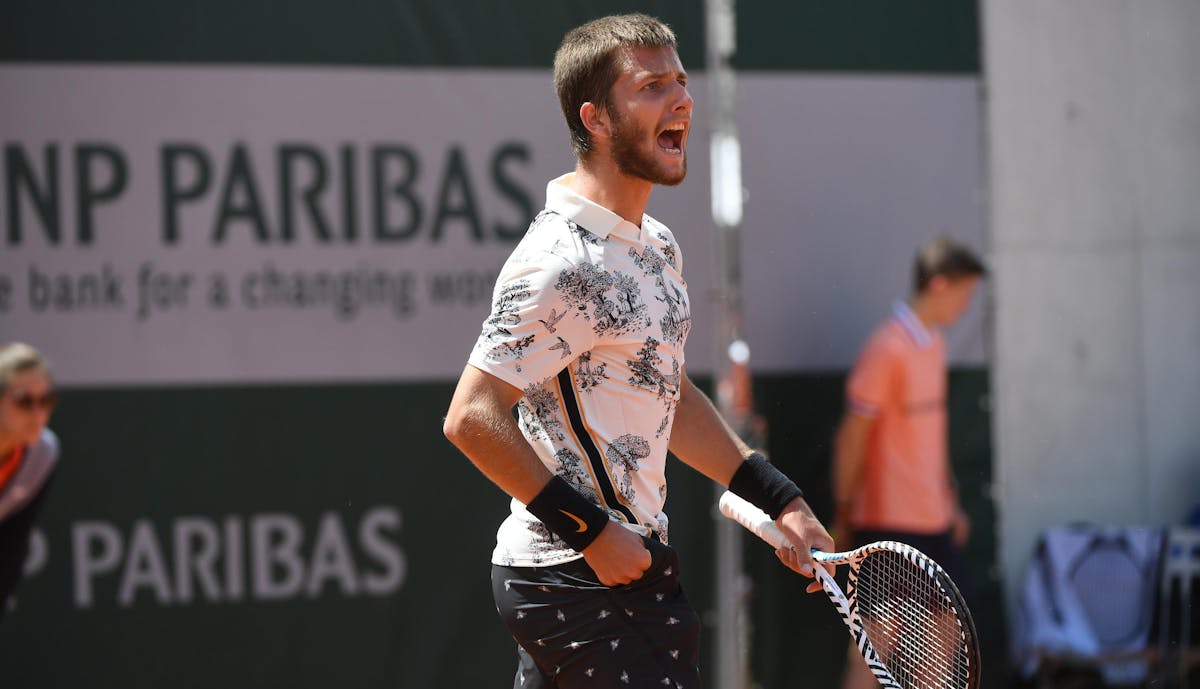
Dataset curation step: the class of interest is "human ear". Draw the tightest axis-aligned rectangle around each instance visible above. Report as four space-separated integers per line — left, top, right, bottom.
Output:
927 274 951 295
580 102 609 140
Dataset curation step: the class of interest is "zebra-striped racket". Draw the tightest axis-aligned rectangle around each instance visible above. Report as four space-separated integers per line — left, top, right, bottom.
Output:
719 491 981 689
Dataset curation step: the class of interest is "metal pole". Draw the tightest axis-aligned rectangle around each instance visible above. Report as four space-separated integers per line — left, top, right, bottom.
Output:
705 2 753 688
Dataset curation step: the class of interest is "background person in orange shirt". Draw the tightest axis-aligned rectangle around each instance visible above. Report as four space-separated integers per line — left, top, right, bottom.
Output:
832 236 986 689
0 343 60 622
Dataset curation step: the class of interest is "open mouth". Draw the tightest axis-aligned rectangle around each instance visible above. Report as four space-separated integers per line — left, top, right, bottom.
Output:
657 122 686 155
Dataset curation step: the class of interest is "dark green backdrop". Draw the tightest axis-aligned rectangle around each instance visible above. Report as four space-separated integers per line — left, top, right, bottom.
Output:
0 370 1002 688
1 0 977 72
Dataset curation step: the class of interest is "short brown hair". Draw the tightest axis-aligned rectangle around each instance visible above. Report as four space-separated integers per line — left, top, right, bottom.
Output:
913 236 987 293
0 342 49 390
553 13 677 157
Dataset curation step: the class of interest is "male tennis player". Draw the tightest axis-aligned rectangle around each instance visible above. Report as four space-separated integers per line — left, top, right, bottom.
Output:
832 236 986 689
444 13 832 688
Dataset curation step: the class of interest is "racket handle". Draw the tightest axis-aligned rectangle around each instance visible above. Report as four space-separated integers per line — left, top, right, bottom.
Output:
718 491 787 549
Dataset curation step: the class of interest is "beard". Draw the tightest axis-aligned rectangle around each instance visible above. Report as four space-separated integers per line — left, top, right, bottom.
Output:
608 108 687 187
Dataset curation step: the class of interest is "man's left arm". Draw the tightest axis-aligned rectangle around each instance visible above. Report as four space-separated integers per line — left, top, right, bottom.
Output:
947 466 971 547
668 375 834 590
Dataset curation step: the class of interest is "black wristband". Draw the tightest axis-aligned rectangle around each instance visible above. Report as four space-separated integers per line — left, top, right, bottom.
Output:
728 452 804 520
525 476 611 552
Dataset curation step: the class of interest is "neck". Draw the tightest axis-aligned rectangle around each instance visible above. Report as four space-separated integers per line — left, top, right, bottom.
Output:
569 158 653 226
907 294 940 330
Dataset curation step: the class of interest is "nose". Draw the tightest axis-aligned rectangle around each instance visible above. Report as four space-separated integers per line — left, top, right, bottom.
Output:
675 84 694 114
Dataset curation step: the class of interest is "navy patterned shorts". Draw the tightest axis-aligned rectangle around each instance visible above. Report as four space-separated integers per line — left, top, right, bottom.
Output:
491 537 701 689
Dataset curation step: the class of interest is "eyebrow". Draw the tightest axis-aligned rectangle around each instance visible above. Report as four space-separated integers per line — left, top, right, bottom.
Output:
637 69 688 83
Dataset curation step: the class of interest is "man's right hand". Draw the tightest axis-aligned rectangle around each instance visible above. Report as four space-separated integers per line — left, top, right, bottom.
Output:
581 521 652 586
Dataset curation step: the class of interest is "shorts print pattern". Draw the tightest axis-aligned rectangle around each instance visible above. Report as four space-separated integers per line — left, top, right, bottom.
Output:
492 538 701 689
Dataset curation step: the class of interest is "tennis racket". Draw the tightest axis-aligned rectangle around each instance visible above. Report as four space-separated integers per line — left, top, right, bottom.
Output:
718 491 981 689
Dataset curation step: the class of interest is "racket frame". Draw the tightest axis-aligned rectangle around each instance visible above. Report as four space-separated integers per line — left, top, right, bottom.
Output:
717 491 981 689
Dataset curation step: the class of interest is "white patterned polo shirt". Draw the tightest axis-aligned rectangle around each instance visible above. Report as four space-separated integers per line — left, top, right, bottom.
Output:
468 172 692 567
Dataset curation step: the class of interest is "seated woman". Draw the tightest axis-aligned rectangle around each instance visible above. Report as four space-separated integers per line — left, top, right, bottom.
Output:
0 342 60 621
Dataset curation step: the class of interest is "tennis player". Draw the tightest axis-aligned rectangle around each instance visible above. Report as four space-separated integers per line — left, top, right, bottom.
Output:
0 343 60 621
444 13 832 688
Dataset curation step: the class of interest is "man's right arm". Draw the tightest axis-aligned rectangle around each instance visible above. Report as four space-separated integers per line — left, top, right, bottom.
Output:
443 364 553 504
832 411 874 549
442 364 650 585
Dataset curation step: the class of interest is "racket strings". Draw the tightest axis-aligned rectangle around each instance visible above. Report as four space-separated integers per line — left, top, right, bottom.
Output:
852 551 971 689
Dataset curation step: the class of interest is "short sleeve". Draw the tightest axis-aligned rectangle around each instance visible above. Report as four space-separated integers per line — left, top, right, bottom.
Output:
468 250 600 391
846 332 898 419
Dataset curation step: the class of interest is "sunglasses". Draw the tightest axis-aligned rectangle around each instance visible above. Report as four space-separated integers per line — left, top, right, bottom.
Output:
7 390 59 412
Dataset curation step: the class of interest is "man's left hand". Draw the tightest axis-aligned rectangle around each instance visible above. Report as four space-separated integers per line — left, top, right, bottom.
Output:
774 497 836 594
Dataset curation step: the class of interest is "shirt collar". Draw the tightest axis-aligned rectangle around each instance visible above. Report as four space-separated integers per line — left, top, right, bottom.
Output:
545 173 643 241
891 299 935 349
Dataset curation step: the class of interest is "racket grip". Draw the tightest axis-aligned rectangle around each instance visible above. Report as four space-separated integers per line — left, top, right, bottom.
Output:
718 491 787 549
